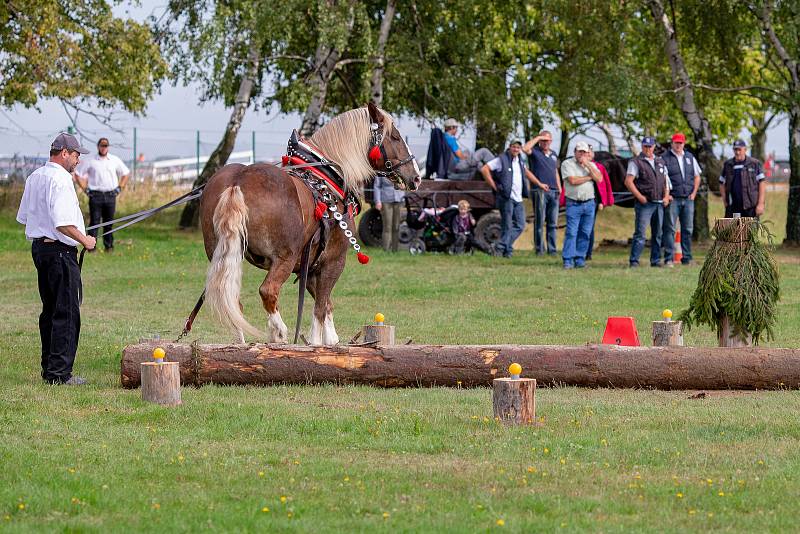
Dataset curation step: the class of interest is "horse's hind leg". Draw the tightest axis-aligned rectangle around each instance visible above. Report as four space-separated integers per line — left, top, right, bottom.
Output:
258 261 293 343
307 268 341 346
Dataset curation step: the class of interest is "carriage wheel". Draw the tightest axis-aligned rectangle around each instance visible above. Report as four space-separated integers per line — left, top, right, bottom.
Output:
474 211 502 252
408 238 426 255
357 207 382 248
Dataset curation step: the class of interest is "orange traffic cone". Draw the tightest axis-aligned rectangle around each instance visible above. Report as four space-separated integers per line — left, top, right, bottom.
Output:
673 231 683 264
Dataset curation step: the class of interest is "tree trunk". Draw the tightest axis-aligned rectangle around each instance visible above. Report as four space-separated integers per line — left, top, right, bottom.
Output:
786 110 800 245
179 45 260 229
299 4 356 137
121 342 800 390
598 123 618 155
749 111 774 163
648 0 721 241
558 123 570 160
369 0 396 107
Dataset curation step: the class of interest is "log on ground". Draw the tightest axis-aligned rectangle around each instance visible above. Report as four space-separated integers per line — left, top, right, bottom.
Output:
121 342 800 390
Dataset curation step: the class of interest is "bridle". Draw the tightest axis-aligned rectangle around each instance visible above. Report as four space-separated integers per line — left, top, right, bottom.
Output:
368 122 416 186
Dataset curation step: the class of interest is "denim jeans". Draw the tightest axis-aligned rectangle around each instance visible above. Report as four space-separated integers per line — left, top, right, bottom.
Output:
630 201 664 266
662 197 694 263
562 199 595 267
532 189 559 254
497 196 526 257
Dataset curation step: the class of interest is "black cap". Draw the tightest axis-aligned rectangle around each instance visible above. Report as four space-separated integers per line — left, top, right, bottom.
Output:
733 139 747 148
51 132 90 154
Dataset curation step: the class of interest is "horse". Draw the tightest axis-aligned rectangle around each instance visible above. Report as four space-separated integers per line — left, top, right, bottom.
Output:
199 103 421 346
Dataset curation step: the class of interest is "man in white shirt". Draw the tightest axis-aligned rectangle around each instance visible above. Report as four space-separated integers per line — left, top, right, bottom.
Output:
481 140 550 257
17 133 96 385
560 141 603 269
74 138 130 252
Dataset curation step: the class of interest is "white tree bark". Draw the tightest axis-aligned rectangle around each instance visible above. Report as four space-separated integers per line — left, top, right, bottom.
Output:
369 0 397 107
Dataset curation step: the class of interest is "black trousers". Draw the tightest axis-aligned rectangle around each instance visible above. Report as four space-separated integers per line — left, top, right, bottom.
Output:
88 190 118 249
32 241 82 383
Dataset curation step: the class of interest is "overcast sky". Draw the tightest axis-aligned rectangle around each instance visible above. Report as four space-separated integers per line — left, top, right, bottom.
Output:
0 1 790 161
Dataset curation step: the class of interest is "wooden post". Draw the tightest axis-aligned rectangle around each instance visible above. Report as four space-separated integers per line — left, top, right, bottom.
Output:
363 324 395 345
140 362 182 406
714 218 754 348
651 320 684 346
492 378 536 425
720 315 752 348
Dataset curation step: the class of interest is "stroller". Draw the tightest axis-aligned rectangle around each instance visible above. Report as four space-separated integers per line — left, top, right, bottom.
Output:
404 196 482 255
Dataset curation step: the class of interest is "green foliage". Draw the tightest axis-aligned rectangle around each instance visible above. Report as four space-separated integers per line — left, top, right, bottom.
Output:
1 0 167 111
679 219 780 343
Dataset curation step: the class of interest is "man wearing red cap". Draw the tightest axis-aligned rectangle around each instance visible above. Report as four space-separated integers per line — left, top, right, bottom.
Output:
660 132 701 266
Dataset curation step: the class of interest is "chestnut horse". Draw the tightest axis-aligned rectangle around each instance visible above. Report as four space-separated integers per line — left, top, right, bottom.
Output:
200 104 421 345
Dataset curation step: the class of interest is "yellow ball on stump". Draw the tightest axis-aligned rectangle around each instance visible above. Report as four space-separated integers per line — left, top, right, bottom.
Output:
153 347 166 362
662 309 673 320
508 363 522 377
374 313 385 324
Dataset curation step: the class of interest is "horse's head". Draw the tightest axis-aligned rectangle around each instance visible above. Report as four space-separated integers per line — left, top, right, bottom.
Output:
367 102 421 192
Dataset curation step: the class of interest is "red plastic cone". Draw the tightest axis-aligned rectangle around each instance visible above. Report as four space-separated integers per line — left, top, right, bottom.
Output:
674 231 683 264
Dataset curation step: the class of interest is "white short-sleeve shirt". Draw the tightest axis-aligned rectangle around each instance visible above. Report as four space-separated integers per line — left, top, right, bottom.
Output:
76 153 130 192
486 155 523 202
16 162 86 246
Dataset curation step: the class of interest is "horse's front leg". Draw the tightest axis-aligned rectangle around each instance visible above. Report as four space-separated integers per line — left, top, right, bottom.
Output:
258 261 293 344
307 269 341 347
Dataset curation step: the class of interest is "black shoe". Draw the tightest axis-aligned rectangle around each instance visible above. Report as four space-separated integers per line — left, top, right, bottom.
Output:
629 262 640 268
650 263 663 268
64 376 88 386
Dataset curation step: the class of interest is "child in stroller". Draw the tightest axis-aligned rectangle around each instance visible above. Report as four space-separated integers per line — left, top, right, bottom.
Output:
405 197 488 255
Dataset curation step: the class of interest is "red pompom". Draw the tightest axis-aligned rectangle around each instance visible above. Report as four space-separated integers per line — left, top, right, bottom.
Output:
368 145 382 164
281 155 290 166
314 201 327 220
357 252 370 264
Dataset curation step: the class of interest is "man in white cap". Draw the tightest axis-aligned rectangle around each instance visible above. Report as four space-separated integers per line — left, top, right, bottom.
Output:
17 132 96 385
442 118 494 179
560 141 603 269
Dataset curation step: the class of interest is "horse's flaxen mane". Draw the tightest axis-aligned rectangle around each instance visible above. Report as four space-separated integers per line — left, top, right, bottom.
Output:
311 107 394 194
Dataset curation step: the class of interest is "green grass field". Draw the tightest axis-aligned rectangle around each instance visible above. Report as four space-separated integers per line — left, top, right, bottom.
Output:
1 189 799 532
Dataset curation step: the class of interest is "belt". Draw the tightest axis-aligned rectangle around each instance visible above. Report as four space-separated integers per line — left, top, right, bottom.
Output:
32 238 76 250
566 197 593 203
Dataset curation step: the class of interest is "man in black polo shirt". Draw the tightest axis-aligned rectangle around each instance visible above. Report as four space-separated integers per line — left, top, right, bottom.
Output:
524 130 561 256
720 139 767 218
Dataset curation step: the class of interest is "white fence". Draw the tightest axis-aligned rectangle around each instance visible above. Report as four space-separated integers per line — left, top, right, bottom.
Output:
141 150 256 183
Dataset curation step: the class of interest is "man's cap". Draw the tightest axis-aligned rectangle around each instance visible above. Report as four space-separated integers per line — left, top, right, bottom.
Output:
641 136 656 147
51 132 89 154
443 118 459 128
671 132 686 143
574 141 590 152
509 138 523 146
733 139 747 148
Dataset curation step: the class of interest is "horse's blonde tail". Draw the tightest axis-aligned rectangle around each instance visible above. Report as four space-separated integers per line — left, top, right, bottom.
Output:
205 186 264 339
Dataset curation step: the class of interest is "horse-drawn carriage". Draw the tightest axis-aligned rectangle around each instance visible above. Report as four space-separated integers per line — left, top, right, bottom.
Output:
358 178 502 253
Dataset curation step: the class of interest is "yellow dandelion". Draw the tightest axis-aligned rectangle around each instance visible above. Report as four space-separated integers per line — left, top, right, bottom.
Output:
71 497 79 504
560 458 566 465
287 512 293 518
4 514 10 520
600 439 608 446
706 478 713 485
676 493 683 498
258 471 265 477
707 512 714 518
344 476 350 482
68 468 75 474
293 460 300 465
17 504 25 511
757 460 764 465
688 509 696 515
383 512 390 519
152 503 160 510
527 466 536 473
543 448 550 454
718 491 725 496
261 507 270 513
496 519 505 526
280 496 287 504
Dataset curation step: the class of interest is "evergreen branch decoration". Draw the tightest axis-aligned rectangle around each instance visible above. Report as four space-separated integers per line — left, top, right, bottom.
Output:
678 218 780 344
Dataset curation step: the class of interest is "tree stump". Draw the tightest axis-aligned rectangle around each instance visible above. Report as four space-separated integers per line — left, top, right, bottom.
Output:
140 362 182 406
492 378 536 425
363 324 395 345
652 320 684 346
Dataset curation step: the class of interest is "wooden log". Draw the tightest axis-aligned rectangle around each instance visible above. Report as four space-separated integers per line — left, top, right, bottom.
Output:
651 320 684 346
493 378 536 425
140 362 182 406
121 343 800 390
363 324 395 345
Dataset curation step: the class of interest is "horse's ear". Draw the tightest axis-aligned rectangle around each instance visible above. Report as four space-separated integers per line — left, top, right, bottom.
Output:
367 101 384 125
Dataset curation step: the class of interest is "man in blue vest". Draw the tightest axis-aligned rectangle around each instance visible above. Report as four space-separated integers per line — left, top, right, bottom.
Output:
481 140 551 258
720 139 766 218
660 132 701 266
624 136 670 267
524 130 561 256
